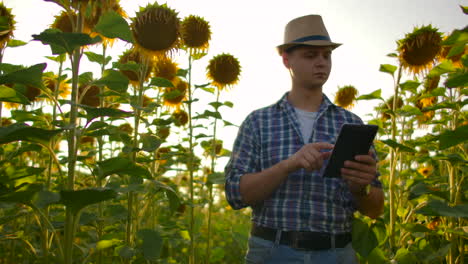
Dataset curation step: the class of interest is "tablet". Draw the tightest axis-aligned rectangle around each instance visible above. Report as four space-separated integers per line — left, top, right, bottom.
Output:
322 124 378 178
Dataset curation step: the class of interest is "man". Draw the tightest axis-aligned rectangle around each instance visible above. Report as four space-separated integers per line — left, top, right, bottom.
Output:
225 15 384 263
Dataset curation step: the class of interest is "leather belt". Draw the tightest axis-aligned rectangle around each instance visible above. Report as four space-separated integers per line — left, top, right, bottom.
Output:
251 224 352 251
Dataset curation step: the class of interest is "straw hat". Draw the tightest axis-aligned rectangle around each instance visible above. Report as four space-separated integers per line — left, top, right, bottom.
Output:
277 15 341 55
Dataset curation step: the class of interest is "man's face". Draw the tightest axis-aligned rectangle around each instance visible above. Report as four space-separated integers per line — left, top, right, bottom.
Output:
282 46 333 89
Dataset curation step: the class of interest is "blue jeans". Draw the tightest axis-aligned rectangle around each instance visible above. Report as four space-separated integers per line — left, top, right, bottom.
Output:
245 235 358 264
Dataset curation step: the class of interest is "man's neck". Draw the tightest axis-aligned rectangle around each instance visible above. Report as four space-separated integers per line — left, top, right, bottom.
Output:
287 86 323 112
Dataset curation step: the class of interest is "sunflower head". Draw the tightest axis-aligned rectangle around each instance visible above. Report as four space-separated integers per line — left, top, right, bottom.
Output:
0 2 15 48
439 34 468 68
3 83 42 109
0 118 12 127
397 25 442 75
79 85 100 107
418 166 434 178
118 49 153 85
207 53 241 90
180 15 211 54
157 126 170 140
43 73 71 99
423 75 440 92
51 11 92 34
153 56 178 82
118 123 133 134
172 109 189 126
334 85 358 109
84 0 127 46
380 96 404 121
131 3 180 59
155 147 171 165
163 78 188 108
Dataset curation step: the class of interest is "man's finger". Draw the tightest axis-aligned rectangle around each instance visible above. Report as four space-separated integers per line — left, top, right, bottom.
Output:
312 142 334 150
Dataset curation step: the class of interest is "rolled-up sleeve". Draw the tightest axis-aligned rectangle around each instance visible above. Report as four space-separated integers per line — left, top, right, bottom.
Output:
224 114 259 210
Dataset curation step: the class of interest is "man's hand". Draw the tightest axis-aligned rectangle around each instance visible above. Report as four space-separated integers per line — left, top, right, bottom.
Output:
341 151 377 196
285 142 334 173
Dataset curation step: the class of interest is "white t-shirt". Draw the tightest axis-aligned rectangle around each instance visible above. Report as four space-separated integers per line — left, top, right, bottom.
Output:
294 107 318 143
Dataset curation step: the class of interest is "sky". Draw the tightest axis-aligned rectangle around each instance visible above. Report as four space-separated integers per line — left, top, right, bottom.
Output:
2 0 467 154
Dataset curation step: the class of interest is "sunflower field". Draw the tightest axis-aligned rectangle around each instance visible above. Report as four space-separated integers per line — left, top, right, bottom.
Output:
0 1 466 264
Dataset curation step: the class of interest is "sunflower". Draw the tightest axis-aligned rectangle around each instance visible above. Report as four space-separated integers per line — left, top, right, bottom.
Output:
0 3 15 49
201 139 223 157
156 126 170 140
78 85 100 107
0 118 12 127
397 25 442 75
51 11 92 34
4 84 42 109
334 85 358 109
427 217 440 230
155 147 171 165
380 96 404 121
43 73 71 99
163 77 187 108
118 123 133 134
423 75 440 92
172 109 189 126
84 0 127 46
439 36 467 69
118 49 153 86
180 15 211 54
207 53 241 90
153 55 178 82
417 166 434 178
131 3 180 60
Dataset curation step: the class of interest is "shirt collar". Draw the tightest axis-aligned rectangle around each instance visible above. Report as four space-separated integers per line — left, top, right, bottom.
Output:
275 92 335 114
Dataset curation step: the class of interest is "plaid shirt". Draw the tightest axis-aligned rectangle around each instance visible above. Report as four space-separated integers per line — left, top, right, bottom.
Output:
225 92 382 234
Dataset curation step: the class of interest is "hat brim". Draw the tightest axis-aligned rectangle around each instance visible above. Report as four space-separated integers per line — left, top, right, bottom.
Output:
277 41 342 55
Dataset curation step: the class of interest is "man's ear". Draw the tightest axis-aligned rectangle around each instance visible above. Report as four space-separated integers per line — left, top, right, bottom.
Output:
282 52 290 68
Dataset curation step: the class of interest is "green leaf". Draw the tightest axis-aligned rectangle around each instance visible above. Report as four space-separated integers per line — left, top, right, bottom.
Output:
447 43 466 58
0 183 42 205
352 218 378 258
0 85 30 104
4 167 45 182
416 199 468 217
428 60 456 77
96 239 122 250
0 123 62 146
32 29 102 54
176 68 188 78
94 69 129 93
394 248 418 264
0 63 46 88
137 229 163 261
409 182 443 200
356 89 383 101
380 139 416 153
0 212 28 225
140 134 162 152
396 105 422 117
461 5 468 14
78 105 132 123
33 190 60 208
441 29 468 46
7 39 27 48
366 248 388 264
399 80 420 92
400 223 432 233
379 64 397 76
423 243 451 262
59 188 116 215
150 77 174 87
446 71 468 88
84 51 111 66
194 110 222 120
207 172 225 185
94 11 133 43
95 157 151 179
439 125 468 149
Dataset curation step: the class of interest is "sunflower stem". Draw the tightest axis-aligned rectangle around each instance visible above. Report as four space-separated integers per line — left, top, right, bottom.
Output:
187 54 196 264
205 90 220 264
64 8 84 264
388 65 402 251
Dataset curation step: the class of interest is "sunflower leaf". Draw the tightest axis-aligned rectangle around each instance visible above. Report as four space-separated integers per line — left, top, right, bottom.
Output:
0 85 30 104
380 139 416 153
137 229 163 261
416 199 468 218
59 188 117 215
78 105 133 123
352 218 378 258
447 43 466 58
0 63 46 88
7 39 27 48
0 123 62 146
357 89 383 101
94 70 129 93
399 80 420 93
379 64 397 76
445 71 468 88
33 29 102 55
428 60 456 77
396 105 422 117
84 51 112 66
439 125 468 150
94 11 133 43
441 29 468 46
95 157 151 179
150 77 174 88
461 5 468 14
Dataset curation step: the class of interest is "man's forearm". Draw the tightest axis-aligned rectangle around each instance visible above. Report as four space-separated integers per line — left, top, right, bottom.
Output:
239 159 291 206
354 186 384 219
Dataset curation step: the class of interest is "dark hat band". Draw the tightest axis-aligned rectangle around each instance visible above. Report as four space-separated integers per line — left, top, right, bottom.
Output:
292 35 331 43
